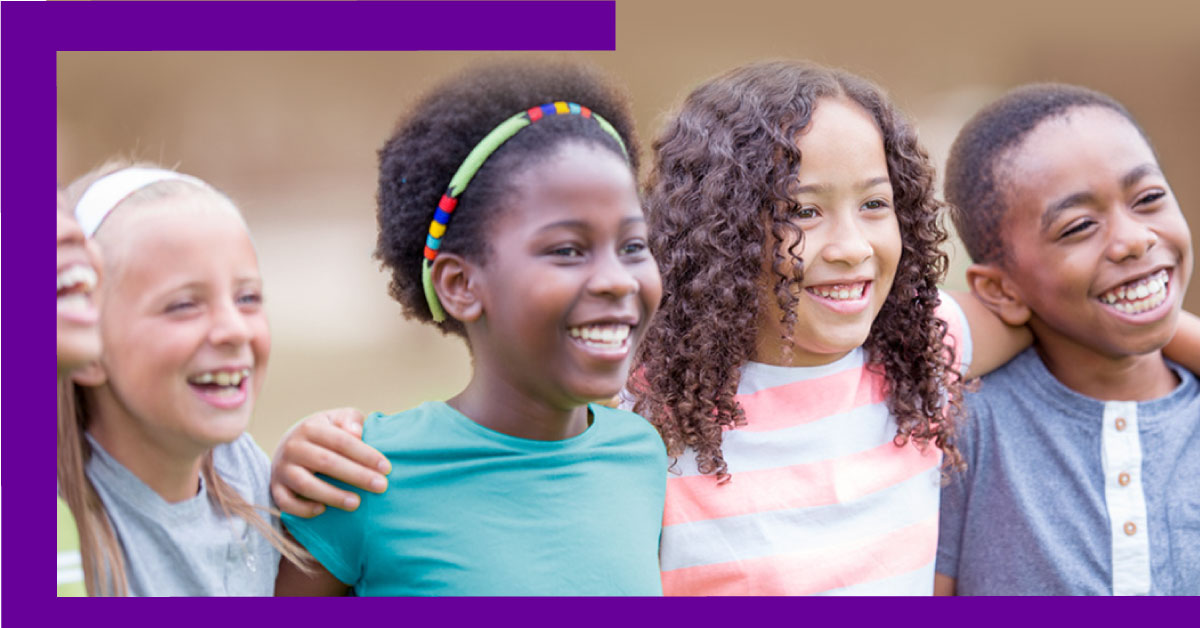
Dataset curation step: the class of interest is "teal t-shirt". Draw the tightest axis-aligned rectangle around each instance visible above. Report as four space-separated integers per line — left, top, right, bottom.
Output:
282 401 667 596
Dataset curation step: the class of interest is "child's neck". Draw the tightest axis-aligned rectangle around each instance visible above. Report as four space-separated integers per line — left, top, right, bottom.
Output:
87 408 206 504
1034 342 1179 402
449 375 591 441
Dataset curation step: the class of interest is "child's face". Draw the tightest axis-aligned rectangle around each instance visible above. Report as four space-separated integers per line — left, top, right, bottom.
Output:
755 98 901 366
998 106 1192 360
91 203 269 454
469 141 661 408
57 207 103 373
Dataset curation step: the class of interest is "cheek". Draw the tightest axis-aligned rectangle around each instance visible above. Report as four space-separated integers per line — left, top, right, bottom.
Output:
249 316 271 365
639 265 664 313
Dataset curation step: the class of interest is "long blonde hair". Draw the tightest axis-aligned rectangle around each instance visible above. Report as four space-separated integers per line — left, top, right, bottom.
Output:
56 160 311 595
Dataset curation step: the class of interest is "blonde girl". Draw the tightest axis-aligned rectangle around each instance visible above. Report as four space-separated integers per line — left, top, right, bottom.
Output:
58 163 306 595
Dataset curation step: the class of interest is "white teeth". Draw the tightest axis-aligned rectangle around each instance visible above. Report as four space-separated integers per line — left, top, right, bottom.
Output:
57 265 98 296
56 292 92 314
189 368 250 388
813 283 865 300
568 324 631 348
1099 269 1169 310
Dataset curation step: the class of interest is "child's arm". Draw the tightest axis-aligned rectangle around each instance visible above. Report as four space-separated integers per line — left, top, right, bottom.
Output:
1163 310 1200 375
948 290 1033 379
275 537 350 596
934 573 956 596
271 408 391 517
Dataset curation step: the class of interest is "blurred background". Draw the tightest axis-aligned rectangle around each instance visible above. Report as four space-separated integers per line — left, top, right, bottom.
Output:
57 0 1200 454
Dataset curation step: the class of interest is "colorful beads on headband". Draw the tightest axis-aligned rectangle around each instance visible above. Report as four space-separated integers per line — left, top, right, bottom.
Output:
420 101 628 322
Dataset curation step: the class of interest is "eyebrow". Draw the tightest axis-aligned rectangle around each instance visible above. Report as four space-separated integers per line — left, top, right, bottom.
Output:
794 176 891 195
1040 163 1164 233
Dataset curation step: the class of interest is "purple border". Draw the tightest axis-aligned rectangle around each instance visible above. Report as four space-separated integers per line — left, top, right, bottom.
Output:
4 0 1175 621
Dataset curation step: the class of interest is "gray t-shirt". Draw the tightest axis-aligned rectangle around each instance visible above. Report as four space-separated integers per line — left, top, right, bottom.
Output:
937 348 1200 595
85 432 280 596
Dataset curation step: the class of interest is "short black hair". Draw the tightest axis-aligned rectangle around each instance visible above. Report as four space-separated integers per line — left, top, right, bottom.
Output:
375 60 640 336
945 83 1145 265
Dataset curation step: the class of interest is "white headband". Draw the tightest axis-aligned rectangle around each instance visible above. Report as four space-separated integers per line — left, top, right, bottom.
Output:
74 167 207 237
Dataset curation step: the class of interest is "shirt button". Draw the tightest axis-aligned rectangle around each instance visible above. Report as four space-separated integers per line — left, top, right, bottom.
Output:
1124 521 1137 536
1118 472 1131 486
1115 417 1127 431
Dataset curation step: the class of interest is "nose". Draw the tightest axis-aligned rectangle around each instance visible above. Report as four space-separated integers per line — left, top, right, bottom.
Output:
208 299 253 347
819 213 873 267
1105 208 1158 263
588 250 640 298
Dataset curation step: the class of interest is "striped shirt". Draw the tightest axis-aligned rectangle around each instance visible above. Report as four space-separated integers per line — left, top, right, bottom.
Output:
659 294 972 595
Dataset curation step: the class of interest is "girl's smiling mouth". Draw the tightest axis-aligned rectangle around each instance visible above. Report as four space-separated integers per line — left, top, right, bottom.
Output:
1097 268 1172 319
804 280 872 314
568 323 634 358
57 262 100 322
187 367 252 409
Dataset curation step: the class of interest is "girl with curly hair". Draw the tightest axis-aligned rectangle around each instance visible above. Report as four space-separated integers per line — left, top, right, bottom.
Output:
630 60 1033 595
273 61 667 596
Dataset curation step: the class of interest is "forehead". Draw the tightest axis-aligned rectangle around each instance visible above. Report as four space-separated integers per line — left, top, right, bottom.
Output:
1001 107 1156 216
795 99 888 177
502 142 639 221
103 206 258 286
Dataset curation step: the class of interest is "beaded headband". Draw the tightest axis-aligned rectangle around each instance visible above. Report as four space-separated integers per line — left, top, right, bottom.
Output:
420 101 628 322
74 167 207 237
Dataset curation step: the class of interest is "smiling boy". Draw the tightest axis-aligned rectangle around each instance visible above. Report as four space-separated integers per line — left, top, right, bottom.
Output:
935 84 1200 595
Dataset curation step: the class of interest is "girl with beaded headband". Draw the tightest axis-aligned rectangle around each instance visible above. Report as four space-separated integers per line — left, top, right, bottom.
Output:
58 161 309 595
273 61 667 596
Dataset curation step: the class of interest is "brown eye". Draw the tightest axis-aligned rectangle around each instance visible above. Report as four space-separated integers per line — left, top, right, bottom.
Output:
1059 219 1096 239
1135 190 1165 207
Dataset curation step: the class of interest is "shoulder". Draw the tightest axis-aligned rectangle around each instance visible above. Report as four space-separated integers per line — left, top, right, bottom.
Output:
590 405 667 455
360 401 464 452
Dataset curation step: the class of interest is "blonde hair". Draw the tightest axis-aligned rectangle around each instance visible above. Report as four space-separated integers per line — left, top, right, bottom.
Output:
57 160 311 595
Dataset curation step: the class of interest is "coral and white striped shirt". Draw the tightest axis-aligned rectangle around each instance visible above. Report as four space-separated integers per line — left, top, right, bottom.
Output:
659 295 972 595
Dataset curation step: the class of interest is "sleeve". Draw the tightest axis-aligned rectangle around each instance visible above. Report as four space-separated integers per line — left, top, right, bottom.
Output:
280 476 370 587
937 289 973 376
935 394 980 579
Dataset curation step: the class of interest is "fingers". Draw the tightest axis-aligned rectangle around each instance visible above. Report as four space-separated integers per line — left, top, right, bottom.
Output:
272 481 327 519
325 407 365 437
274 456 364 513
298 416 391 477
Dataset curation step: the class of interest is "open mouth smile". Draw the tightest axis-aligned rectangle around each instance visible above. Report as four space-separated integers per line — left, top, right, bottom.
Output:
57 263 100 319
567 323 633 357
1097 269 1170 316
187 368 252 408
805 280 871 314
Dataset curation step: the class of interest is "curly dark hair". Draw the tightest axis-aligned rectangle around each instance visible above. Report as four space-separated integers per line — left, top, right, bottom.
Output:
945 83 1143 266
629 60 964 480
375 60 640 337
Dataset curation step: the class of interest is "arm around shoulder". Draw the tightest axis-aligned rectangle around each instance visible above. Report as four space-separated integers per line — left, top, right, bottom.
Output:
1164 310 1200 375
948 289 1032 380
934 573 957 596
275 550 350 596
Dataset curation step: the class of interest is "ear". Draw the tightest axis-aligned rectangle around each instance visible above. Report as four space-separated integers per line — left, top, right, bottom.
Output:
430 253 483 323
966 263 1031 326
70 360 108 387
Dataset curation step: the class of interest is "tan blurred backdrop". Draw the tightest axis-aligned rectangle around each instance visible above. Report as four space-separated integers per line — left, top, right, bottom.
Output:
57 0 1200 454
